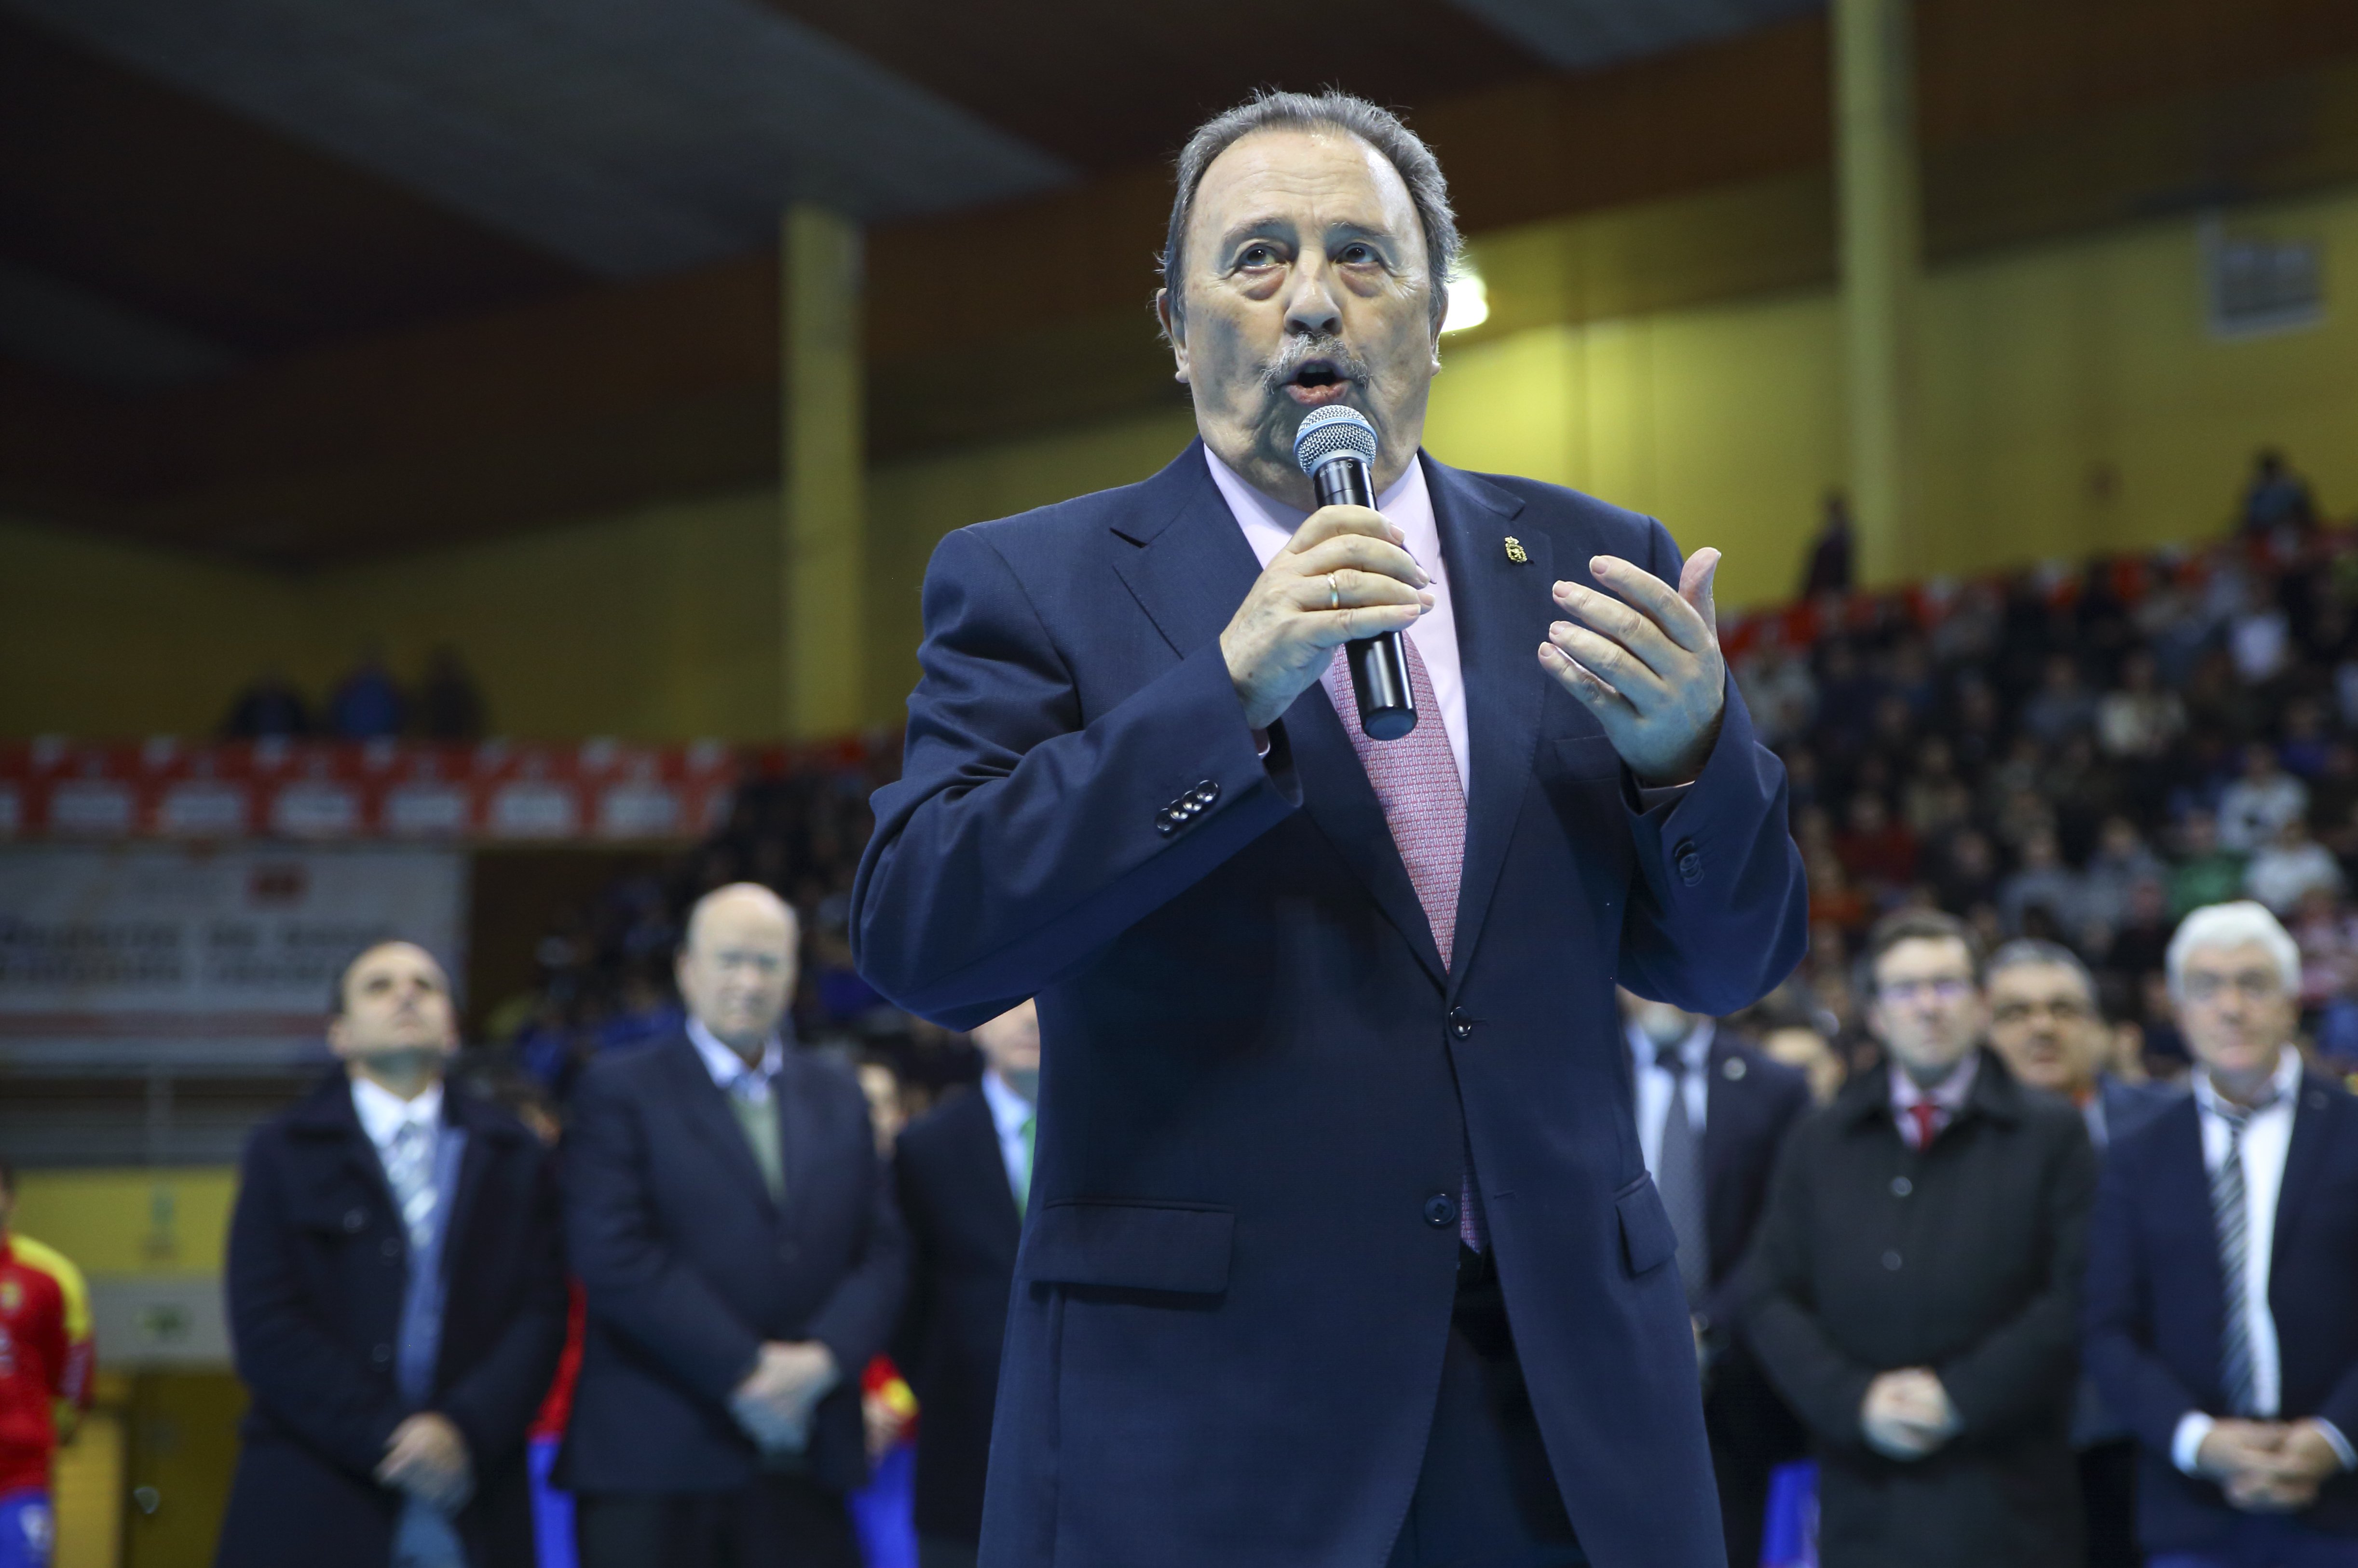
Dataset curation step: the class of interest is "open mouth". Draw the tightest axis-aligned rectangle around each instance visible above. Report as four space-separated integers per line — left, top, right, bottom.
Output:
1283 359 1353 406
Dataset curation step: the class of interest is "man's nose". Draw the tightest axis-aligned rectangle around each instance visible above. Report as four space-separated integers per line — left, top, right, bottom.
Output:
1282 260 1343 338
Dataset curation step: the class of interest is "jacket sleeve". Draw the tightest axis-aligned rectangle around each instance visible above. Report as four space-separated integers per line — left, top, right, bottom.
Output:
851 526 1303 1028
564 1067 766 1405
432 1140 571 1472
1615 520 1811 1018
2082 1136 2209 1455
804 1131 911 1382
224 1129 408 1477
1936 1116 2097 1438
1742 1123 1878 1449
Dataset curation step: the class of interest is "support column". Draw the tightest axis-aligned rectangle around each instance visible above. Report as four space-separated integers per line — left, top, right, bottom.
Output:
779 204 867 740
1833 0 1922 587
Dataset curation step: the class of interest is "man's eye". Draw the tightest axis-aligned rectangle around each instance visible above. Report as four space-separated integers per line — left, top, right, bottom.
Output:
1236 244 1281 268
1338 243 1376 263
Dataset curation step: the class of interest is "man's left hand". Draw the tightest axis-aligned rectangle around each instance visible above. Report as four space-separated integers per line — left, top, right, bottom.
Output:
1540 549 1725 787
377 1412 473 1512
2233 1419 2348 1512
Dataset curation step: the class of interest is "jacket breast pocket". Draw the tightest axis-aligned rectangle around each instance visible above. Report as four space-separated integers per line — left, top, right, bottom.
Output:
1615 1174 1678 1278
1018 1200 1234 1296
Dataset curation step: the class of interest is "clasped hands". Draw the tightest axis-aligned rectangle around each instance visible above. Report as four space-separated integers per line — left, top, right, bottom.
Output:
377 1412 472 1512
2196 1418 2347 1512
1860 1367 1961 1461
1218 503 1726 786
730 1340 840 1455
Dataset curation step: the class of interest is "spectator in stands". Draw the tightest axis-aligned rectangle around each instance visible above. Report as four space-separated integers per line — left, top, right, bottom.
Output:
419 645 490 742
893 1002 1037 1568
1746 910 2097 1568
1985 940 2181 1568
2003 828 2090 942
2247 816 2345 916
218 941 569 1568
2025 656 2101 750
0 1156 94 1568
1835 793 1918 900
221 662 313 739
329 646 410 741
2085 816 2171 936
2230 583 2294 690
2240 449 2319 538
2173 812 2250 919
2084 901 2358 1568
1803 491 1855 598
561 883 906 1568
1619 990 1813 1568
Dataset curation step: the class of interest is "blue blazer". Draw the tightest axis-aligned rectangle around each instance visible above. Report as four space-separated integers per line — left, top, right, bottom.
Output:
2084 1071 2358 1551
851 443 1809 1568
559 1033 909 1496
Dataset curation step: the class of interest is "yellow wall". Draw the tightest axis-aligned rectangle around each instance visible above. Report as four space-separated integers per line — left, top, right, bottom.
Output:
12 1168 238 1277
7 182 2358 742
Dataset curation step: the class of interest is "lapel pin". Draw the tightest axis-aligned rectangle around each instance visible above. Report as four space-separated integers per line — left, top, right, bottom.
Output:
1503 536 1528 564
1722 1057 1747 1081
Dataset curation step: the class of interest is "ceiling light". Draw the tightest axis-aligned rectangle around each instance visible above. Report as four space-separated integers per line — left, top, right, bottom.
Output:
1443 273 1489 334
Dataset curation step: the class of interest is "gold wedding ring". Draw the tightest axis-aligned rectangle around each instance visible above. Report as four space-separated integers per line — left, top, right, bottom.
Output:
1327 572 1340 610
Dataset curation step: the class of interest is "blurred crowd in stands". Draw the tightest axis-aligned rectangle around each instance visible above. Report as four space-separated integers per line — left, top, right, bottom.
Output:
222 645 490 741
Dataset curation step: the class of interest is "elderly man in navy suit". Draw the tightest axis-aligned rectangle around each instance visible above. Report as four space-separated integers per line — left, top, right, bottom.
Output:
851 88 1807 1568
1619 990 1812 1568
563 884 907 1568
2085 902 2358 1568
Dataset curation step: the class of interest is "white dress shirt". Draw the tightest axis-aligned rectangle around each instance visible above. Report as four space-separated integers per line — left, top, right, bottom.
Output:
2170 1047 2358 1474
1205 446 1469 794
978 1069 1036 1204
1628 1019 1714 1176
688 1016 783 1105
351 1073 443 1158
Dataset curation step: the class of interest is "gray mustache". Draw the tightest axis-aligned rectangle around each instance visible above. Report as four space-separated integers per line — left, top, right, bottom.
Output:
1256 336 1373 396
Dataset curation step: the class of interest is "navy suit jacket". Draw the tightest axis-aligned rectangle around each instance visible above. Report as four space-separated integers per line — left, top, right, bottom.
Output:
1700 1036 1813 1333
851 443 1809 1568
559 1033 909 1496
894 1085 1023 1542
218 1072 568 1568
2084 1070 2358 1551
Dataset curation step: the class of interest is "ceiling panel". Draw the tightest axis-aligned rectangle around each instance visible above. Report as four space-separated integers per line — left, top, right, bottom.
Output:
1447 0 1821 73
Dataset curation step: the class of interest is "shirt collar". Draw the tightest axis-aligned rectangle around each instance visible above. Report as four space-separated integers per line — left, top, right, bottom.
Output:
687 1016 783 1094
1627 1019 1715 1073
1201 444 1435 568
978 1068 1035 1138
1890 1052 1978 1116
2193 1045 2301 1120
350 1073 443 1151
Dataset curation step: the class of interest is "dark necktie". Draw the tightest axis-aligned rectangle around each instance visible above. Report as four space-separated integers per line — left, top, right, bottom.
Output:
2211 1091 2277 1416
1654 1046 1710 1305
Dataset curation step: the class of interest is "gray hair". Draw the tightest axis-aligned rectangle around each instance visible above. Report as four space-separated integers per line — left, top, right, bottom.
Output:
1159 90 1461 340
1986 938 2098 1003
2166 900 2300 998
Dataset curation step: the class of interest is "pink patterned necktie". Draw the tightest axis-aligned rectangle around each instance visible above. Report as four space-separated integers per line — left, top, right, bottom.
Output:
1322 635 1486 1249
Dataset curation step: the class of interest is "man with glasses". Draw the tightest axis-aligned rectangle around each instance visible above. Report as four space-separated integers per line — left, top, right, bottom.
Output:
1747 910 2098 1567
2085 901 2358 1567
1986 939 2181 1568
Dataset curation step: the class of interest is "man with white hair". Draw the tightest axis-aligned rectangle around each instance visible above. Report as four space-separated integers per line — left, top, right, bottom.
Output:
2085 901 2358 1568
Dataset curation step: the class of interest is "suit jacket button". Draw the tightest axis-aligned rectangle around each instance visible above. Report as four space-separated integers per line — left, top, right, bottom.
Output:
1155 812 1175 837
1674 840 1704 886
343 1208 368 1233
1882 1250 1903 1271
1423 1193 1458 1228
1890 1176 1913 1198
370 1343 393 1365
1195 780 1220 804
1448 1008 1473 1040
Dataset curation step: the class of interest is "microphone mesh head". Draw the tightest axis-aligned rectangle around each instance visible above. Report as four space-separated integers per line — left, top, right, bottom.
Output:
1292 406 1379 476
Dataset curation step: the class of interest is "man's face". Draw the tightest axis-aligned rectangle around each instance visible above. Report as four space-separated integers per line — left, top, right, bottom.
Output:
1160 126 1441 509
329 943 459 1069
973 1000 1042 1098
2175 940 2296 1085
1867 937 1986 1083
676 886 797 1051
1986 962 2104 1098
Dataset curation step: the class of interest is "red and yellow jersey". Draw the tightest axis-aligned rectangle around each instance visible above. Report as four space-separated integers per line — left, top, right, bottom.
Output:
0 1233 93 1493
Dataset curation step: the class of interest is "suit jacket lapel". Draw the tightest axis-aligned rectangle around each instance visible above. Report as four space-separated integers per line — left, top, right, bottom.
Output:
2271 1074 2337 1273
663 1036 780 1219
1429 457 1544 993
773 1050 823 1219
1111 441 1445 987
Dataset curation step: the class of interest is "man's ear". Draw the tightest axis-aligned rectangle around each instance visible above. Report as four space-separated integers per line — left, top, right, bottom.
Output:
1155 288 1190 385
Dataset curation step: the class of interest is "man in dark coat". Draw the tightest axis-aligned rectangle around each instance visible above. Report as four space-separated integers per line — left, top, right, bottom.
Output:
2084 901 2358 1568
1985 937 2182 1568
893 1001 1037 1568
562 883 907 1568
1619 989 1812 1568
1746 910 2098 1568
852 90 1808 1568
219 941 568 1568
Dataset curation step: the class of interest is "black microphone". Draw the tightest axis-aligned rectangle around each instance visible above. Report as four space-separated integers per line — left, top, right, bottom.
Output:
1293 406 1417 741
